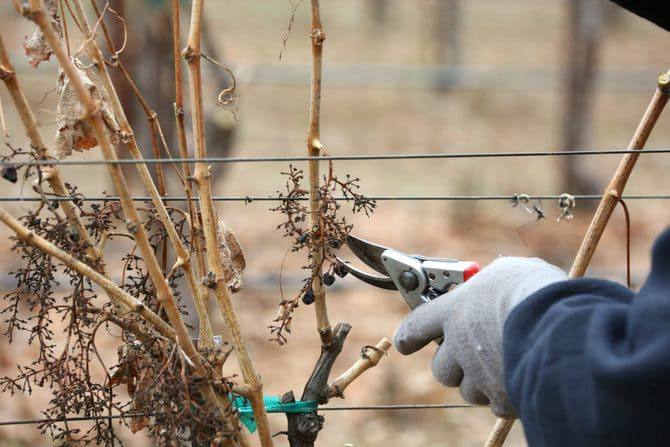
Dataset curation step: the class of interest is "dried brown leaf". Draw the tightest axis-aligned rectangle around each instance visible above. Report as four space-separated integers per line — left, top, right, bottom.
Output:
110 346 138 394
129 368 153 433
217 218 245 293
23 0 60 68
23 33 51 68
54 66 120 159
129 414 150 434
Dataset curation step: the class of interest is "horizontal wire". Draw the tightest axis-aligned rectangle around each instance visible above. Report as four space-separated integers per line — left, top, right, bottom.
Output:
318 403 479 411
0 413 149 427
1 194 670 203
0 403 480 426
2 148 670 167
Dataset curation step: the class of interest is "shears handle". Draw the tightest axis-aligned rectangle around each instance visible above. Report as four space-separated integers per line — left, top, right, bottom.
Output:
428 261 480 345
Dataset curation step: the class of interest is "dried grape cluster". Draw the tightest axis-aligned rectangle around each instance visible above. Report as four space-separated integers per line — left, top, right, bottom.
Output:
0 155 236 446
269 163 376 344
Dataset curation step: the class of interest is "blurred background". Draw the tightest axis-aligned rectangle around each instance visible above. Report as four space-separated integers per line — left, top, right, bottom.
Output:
1 0 670 445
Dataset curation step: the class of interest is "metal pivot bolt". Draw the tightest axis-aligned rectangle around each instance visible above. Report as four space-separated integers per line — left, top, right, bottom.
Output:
399 271 419 290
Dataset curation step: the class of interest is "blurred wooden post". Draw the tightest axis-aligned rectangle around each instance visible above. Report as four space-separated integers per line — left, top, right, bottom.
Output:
434 0 461 67
119 0 235 165
368 0 390 25
433 0 461 91
561 0 604 194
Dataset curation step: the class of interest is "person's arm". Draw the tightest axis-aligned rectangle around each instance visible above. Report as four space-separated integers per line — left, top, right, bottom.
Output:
395 229 670 446
504 229 670 446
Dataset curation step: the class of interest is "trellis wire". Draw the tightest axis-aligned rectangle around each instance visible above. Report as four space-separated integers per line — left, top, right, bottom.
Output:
3 148 670 167
1 194 669 203
319 403 478 411
0 404 480 427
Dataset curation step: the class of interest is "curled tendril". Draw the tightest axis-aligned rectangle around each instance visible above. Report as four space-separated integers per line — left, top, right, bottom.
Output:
200 52 239 119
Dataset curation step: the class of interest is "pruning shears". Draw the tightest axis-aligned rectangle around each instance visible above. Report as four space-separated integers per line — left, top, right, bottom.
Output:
336 235 480 310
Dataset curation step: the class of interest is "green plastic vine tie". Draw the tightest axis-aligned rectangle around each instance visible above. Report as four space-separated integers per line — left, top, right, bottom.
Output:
233 395 318 433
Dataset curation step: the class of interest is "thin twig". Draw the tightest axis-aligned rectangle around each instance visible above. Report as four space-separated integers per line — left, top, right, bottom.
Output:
67 0 215 351
183 1 272 445
28 4 243 438
327 338 392 398
27 0 212 400
307 0 332 345
0 93 7 137
85 0 171 294
569 72 670 277
0 32 102 264
171 0 210 341
87 0 174 189
58 0 71 56
0 207 174 338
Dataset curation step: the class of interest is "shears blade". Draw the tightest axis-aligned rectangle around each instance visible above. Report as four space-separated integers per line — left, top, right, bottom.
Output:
334 256 397 290
346 234 390 276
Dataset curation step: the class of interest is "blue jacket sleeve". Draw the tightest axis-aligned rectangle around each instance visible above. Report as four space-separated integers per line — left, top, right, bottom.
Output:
503 228 670 447
610 0 670 31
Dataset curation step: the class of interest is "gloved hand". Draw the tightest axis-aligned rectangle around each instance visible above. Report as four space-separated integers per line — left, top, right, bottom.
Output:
394 257 567 417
